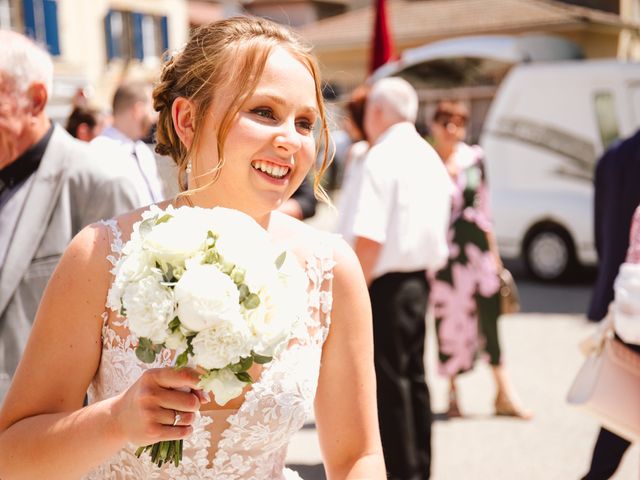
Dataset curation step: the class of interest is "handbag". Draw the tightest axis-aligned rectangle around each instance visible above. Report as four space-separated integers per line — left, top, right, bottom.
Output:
566 320 640 442
498 268 520 315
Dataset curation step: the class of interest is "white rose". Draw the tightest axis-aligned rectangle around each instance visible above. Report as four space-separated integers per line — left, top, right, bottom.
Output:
191 321 252 369
122 272 174 343
174 264 243 332
142 209 212 265
247 285 297 357
197 368 246 406
107 248 154 312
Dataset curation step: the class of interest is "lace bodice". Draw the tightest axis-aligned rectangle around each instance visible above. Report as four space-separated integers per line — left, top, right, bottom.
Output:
83 219 335 480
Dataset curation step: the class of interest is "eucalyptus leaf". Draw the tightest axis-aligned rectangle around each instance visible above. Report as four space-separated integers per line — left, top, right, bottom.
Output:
275 251 287 270
243 293 260 310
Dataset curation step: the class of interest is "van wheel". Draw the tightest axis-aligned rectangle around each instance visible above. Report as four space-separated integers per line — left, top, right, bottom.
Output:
523 225 577 281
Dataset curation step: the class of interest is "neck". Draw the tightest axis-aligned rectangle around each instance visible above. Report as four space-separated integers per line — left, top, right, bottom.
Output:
112 116 138 141
435 142 455 164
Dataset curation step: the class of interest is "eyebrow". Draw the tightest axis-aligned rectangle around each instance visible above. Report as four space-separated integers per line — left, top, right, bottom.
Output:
252 92 319 116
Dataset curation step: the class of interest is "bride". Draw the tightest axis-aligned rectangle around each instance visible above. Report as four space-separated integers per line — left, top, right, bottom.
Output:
0 17 385 479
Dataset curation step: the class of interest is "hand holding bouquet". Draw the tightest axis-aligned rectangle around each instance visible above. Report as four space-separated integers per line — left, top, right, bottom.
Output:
106 205 308 467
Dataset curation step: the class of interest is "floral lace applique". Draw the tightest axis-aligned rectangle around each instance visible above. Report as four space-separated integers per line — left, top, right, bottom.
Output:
83 221 336 480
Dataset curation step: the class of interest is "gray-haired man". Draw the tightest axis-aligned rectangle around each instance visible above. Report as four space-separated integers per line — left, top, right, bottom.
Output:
0 31 139 402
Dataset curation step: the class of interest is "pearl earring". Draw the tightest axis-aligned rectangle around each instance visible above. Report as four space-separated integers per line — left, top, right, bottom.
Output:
186 161 192 176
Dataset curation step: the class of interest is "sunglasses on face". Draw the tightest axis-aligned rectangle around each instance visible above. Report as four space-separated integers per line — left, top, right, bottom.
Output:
433 111 468 128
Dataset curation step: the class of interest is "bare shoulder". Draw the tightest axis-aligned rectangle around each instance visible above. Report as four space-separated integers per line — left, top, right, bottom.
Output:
269 212 363 285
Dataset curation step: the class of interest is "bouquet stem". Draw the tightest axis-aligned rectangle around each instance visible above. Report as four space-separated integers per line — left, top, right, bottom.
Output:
135 439 183 467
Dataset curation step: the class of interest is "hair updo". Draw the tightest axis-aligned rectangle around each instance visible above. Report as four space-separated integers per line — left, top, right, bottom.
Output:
153 16 332 201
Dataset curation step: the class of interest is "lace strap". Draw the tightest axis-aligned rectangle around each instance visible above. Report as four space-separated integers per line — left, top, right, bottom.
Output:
99 219 124 268
306 233 337 344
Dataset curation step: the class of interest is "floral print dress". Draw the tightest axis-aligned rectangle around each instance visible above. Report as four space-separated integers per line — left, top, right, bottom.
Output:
431 142 502 377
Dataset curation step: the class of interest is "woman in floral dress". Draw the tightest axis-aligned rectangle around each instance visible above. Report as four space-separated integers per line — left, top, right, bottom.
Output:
430 99 532 419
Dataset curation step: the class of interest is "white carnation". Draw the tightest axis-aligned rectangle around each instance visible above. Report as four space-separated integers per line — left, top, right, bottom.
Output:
197 368 246 406
174 264 243 332
191 322 252 370
122 272 174 343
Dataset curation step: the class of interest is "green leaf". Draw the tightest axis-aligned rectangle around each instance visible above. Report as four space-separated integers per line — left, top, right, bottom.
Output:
203 250 219 264
235 371 253 383
230 356 253 373
139 218 156 236
238 284 250 303
206 230 217 247
252 353 272 364
242 293 260 310
119 305 127 317
168 317 180 332
135 344 157 364
175 349 189 368
156 214 172 225
275 251 287 270
221 260 234 275
230 268 245 285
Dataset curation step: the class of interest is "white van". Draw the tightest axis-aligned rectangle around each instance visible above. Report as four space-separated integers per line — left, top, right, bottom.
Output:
482 60 640 280
372 36 640 281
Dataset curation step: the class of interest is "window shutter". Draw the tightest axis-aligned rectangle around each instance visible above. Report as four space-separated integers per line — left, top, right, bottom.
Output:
132 12 144 60
160 16 169 51
104 10 115 60
22 0 36 39
42 0 59 55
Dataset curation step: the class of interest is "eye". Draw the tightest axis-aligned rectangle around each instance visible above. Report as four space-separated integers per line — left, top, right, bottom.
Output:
296 117 315 134
250 107 276 121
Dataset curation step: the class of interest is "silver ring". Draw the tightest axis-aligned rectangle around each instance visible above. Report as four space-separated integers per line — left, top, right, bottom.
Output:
172 410 181 427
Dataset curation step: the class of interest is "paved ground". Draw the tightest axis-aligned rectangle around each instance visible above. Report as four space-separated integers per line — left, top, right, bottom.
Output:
285 203 640 480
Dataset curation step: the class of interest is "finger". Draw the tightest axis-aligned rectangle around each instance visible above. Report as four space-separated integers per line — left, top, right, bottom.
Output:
156 407 196 427
193 389 211 404
155 388 201 413
148 424 194 442
151 367 201 390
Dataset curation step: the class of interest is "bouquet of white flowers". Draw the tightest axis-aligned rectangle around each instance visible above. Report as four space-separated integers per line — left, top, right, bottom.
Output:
106 205 308 467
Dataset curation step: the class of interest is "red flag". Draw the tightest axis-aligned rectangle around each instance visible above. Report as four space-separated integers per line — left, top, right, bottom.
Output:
370 0 395 73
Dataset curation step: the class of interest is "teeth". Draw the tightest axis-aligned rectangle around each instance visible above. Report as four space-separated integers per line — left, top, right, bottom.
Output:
252 161 289 179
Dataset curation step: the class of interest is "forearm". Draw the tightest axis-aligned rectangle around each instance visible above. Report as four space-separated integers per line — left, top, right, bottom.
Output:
327 451 386 480
0 396 125 479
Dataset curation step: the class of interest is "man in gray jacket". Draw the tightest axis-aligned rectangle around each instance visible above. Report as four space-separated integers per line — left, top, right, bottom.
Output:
0 31 139 402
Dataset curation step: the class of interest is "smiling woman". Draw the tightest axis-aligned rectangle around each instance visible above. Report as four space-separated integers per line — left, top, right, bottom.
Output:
0 16 385 480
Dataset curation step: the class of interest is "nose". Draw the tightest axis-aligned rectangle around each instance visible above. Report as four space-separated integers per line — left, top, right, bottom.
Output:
273 119 302 155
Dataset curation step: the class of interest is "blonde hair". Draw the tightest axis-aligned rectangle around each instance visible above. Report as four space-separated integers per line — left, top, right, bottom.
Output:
153 16 332 202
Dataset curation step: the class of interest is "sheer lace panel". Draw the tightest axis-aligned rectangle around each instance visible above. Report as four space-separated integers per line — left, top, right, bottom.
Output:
83 220 335 480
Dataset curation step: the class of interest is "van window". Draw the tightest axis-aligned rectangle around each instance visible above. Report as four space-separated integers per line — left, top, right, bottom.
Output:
594 92 619 149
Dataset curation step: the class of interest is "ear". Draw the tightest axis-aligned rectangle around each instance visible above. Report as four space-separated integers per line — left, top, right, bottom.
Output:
172 97 196 149
27 83 48 116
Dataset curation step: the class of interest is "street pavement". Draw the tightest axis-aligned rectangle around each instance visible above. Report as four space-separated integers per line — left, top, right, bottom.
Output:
285 203 640 480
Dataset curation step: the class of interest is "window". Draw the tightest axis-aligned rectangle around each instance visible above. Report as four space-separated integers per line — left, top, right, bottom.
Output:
22 0 60 55
0 0 13 29
593 92 619 149
105 10 168 63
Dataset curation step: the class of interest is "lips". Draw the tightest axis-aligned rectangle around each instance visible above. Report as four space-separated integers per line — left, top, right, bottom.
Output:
251 160 291 179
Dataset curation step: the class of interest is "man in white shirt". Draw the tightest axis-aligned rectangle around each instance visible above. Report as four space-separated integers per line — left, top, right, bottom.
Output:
92 82 165 205
352 77 452 480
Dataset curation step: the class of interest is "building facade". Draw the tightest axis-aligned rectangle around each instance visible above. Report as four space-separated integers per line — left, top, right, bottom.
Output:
0 0 189 121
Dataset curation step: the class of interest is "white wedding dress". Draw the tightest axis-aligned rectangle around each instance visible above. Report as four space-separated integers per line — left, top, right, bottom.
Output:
82 220 336 480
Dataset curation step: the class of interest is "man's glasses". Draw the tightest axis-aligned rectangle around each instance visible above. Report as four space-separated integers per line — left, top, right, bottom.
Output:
433 111 468 128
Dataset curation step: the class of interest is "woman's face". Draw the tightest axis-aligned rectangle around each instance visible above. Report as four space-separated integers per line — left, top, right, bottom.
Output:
191 46 319 222
430 102 468 146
